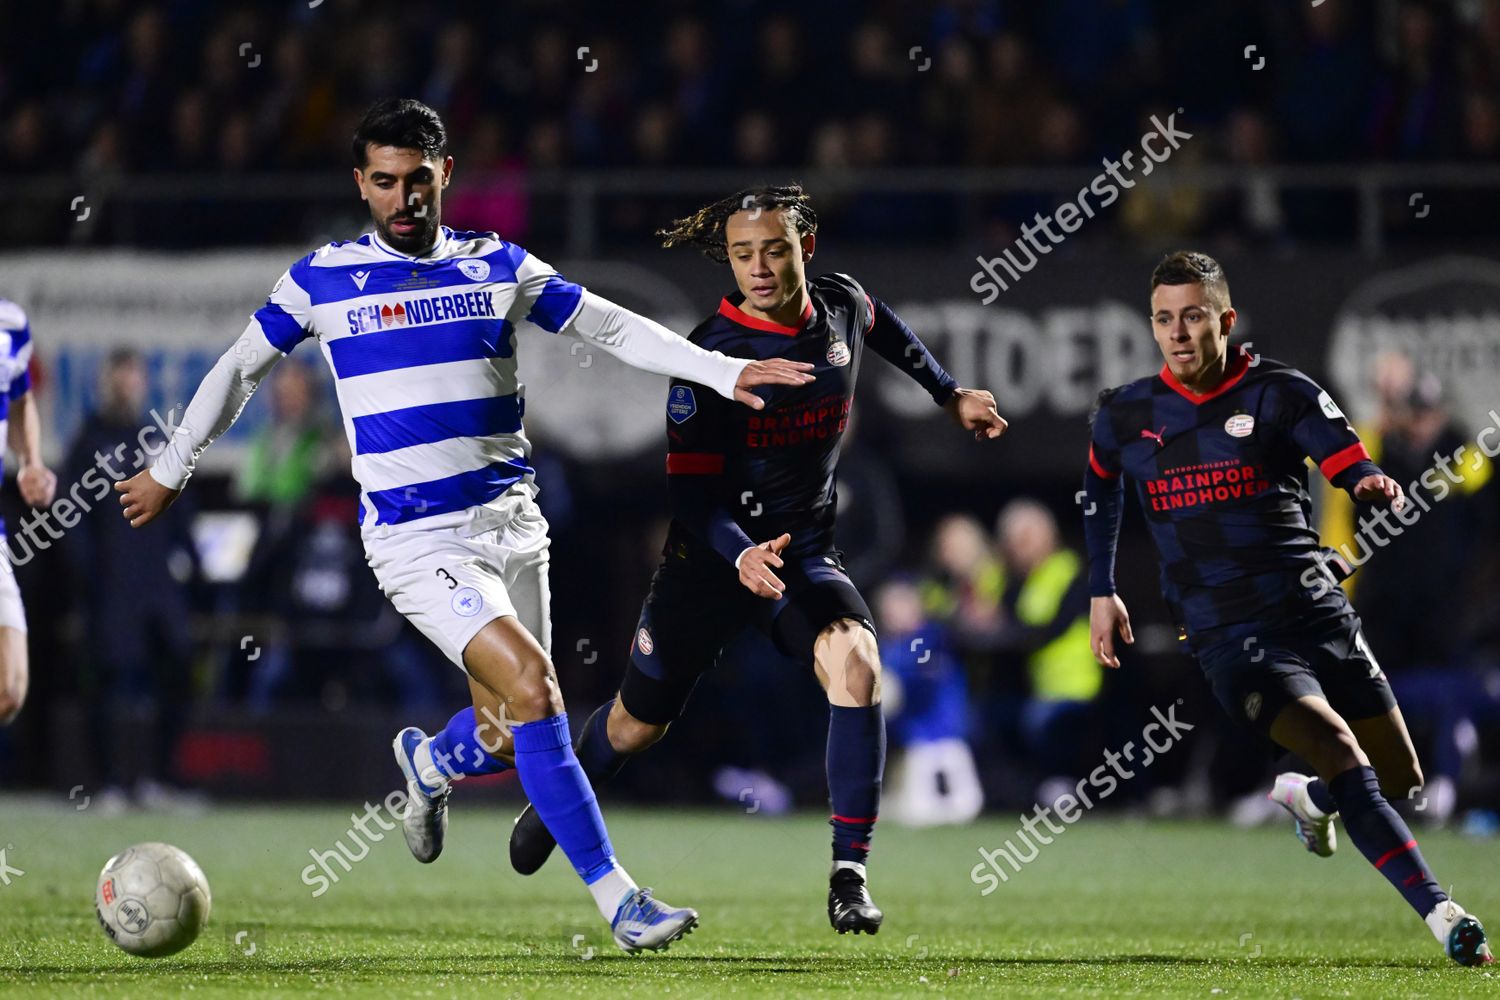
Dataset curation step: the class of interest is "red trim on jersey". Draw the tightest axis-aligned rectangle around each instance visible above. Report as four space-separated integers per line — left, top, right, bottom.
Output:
1374 839 1417 870
665 452 725 475
1159 345 1252 404
718 296 813 336
1319 442 1371 482
1088 445 1118 480
862 293 876 332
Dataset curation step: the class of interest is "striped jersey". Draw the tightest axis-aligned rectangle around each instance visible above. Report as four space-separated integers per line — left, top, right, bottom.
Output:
1084 344 1381 649
0 299 35 534
246 227 589 534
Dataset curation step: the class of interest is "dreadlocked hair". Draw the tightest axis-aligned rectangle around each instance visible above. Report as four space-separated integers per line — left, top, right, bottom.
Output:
657 184 818 263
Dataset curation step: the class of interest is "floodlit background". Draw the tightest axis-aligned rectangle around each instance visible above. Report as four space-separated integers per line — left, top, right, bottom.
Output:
3 0 1499 834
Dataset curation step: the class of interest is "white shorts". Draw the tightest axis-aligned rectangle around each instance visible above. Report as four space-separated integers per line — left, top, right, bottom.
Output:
0 554 26 633
363 496 551 670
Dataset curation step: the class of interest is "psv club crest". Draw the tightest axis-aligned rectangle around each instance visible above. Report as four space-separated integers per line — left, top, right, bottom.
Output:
826 337 851 367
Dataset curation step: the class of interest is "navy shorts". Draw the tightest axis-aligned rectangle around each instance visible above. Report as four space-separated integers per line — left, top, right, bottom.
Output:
619 544 874 726
1197 615 1397 736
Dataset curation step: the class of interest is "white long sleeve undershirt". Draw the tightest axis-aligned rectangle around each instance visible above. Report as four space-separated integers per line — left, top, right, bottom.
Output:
149 292 749 492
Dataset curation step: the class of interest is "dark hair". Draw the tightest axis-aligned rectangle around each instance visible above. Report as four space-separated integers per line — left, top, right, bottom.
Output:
352 98 448 167
105 347 143 369
1150 250 1231 312
658 184 818 263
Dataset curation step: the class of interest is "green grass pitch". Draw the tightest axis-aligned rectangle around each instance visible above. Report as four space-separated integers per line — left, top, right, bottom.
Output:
1 798 1495 997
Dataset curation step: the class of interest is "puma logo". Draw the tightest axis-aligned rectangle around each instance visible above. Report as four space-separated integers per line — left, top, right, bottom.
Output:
1141 426 1167 447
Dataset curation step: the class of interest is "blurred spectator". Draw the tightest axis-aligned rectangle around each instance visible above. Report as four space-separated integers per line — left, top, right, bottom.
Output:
987 499 1100 800
920 513 1004 639
1367 1 1460 160
964 33 1056 166
238 439 446 713
878 577 983 826
1343 369 1491 823
1277 1 1377 161
62 349 198 811
444 115 529 239
232 360 329 510
1201 110 1289 248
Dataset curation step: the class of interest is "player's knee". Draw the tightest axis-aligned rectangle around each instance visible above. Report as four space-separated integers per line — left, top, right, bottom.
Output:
608 706 667 754
506 658 563 721
1382 759 1423 802
1316 728 1366 779
0 683 23 726
817 618 882 707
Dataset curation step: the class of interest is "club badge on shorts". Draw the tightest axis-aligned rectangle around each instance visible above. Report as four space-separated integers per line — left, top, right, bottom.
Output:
452 587 483 617
636 627 654 655
1244 692 1263 722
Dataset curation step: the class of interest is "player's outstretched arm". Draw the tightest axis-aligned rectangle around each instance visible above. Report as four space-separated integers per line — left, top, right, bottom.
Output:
864 293 1006 439
563 291 813 410
117 320 286 528
944 388 1008 441
1089 594 1134 669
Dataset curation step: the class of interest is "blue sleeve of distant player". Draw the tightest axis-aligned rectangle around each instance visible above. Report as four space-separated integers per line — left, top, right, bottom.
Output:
1084 393 1124 597
866 298 958 406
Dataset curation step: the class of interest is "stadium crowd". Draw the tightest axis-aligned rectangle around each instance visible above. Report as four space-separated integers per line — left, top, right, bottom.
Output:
8 1 1500 177
5 1 1500 248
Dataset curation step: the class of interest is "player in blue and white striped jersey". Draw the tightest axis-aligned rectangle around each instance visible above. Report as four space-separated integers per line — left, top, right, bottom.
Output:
0 298 58 726
115 99 812 953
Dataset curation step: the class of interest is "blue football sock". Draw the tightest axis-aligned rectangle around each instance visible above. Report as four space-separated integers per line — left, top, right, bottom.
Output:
512 713 618 884
1305 776 1337 815
1329 765 1446 918
827 704 885 865
576 699 629 785
429 706 512 778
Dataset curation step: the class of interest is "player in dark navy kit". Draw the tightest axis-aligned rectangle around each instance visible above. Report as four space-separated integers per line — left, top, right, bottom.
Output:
1083 251 1491 967
506 185 1008 933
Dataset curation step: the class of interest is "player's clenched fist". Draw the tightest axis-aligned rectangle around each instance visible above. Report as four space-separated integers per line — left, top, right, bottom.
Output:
1089 594 1134 669
737 532 791 599
16 463 57 508
115 469 181 528
944 387 1008 441
1353 473 1405 511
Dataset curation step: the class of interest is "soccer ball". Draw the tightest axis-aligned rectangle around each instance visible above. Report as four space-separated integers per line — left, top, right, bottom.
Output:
95 843 212 957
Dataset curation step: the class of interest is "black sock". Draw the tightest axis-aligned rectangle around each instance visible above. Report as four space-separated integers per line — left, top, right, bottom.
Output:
1305 777 1338 815
827 704 885 865
575 698 630 786
1329 766 1447 919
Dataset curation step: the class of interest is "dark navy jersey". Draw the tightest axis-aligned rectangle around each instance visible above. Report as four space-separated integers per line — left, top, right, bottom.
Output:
664 273 956 565
1083 344 1382 649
